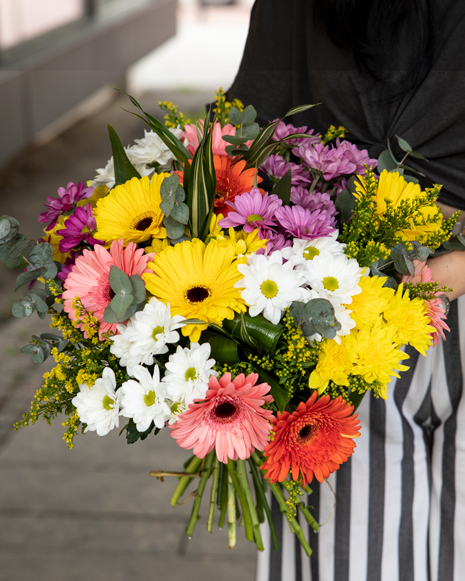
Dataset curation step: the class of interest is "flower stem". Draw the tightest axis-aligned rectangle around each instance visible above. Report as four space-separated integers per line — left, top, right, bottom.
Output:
227 459 254 542
207 456 220 533
170 455 203 507
227 473 236 549
218 464 229 529
248 458 279 551
185 451 215 538
236 459 264 551
297 503 319 533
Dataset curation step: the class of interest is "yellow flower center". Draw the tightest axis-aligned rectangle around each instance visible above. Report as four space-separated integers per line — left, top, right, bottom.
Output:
323 276 339 291
261 280 279 299
170 402 182 414
152 325 164 340
144 390 156 407
185 367 197 381
185 286 211 304
247 213 264 223
102 395 114 410
303 247 320 261
130 211 156 232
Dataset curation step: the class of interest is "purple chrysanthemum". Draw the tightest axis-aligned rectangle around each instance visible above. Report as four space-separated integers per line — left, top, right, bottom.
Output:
335 139 378 175
57 204 102 253
38 182 94 231
259 231 292 255
58 250 84 283
260 154 311 187
271 120 321 146
290 187 338 225
296 143 357 181
219 189 282 233
275 206 335 240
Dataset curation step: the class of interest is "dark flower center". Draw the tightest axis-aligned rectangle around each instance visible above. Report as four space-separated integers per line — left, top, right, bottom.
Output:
214 402 237 420
135 217 153 231
296 423 316 444
186 286 210 303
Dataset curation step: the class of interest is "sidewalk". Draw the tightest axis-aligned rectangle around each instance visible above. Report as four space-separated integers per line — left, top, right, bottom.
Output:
0 1 258 575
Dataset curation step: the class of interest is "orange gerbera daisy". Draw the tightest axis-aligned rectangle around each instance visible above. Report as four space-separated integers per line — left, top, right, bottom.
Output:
261 392 361 486
178 155 264 217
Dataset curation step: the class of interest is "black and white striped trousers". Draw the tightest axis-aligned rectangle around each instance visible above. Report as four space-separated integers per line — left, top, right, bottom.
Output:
257 296 465 581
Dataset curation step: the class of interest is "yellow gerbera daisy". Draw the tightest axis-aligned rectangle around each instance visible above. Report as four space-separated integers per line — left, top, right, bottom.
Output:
145 237 171 255
308 338 353 394
216 227 267 257
382 283 435 355
349 274 395 330
143 239 247 342
94 175 167 246
344 319 410 385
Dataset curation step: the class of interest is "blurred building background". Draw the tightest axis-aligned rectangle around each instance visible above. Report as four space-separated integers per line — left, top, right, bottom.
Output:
0 2 259 580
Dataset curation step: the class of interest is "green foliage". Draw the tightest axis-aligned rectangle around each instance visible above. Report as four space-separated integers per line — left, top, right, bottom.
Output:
223 105 260 156
123 419 160 444
103 266 147 323
270 170 292 205
159 100 191 130
290 299 341 340
160 174 190 241
321 125 348 145
212 87 244 127
108 124 141 186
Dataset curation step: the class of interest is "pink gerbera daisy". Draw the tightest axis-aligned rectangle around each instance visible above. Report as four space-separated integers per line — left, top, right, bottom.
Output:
169 372 274 463
63 239 154 340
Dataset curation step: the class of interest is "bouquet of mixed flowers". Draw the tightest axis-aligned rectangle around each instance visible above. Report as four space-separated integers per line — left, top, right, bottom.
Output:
0 89 460 554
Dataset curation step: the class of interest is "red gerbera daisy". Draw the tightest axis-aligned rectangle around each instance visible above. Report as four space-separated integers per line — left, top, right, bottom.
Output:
261 392 361 486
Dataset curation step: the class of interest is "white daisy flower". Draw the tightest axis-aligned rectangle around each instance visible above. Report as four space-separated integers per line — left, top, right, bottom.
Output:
236 251 310 325
304 252 363 305
72 368 120 436
165 398 187 425
282 231 345 266
122 299 185 367
109 322 139 376
163 342 217 406
91 150 152 190
130 128 183 170
119 365 171 432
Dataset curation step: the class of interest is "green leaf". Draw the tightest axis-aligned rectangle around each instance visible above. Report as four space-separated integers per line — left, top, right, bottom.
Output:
229 105 257 126
223 313 285 356
390 249 410 276
28 292 49 313
4 239 35 268
12 299 34 318
223 134 250 146
0 218 11 240
108 125 141 186
0 216 19 244
169 202 189 225
335 185 356 223
283 103 319 118
407 151 427 161
164 216 186 239
108 265 132 295
160 174 181 216
270 170 292 205
240 123 260 140
20 344 37 354
377 149 398 174
31 347 45 365
245 141 279 170
396 135 412 153
15 267 45 291
347 390 366 411
124 419 157 444
239 120 280 163
402 175 419 185
199 331 241 365
290 299 341 340
109 291 133 320
251 363 289 412
129 274 146 305
169 234 190 245
40 333 61 341
28 242 53 265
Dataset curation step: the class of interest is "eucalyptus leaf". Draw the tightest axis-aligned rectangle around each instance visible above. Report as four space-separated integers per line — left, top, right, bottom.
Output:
12 299 34 318
290 299 341 340
390 250 410 275
40 333 62 341
57 339 69 352
164 215 186 240
169 234 190 245
109 291 134 320
240 123 260 140
170 202 189 225
31 347 45 365
0 218 11 240
270 170 292 205
20 344 37 354
222 134 250 146
396 135 412 153
29 292 49 313
28 243 54 266
129 274 146 305
228 107 240 125
402 175 419 185
175 186 186 203
0 215 19 244
15 267 45 291
4 239 35 268
377 149 398 174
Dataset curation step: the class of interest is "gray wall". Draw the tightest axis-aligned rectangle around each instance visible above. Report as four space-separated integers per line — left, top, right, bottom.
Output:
0 0 177 166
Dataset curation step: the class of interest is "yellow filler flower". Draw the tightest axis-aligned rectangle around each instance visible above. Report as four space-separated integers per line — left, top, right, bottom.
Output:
144 239 246 342
94 175 167 245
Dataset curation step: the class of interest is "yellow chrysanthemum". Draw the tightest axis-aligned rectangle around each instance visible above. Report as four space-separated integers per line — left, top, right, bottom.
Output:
94 175 167 246
143 239 246 342
382 283 435 355
355 170 442 242
349 274 395 330
42 217 70 263
308 338 353 394
207 212 224 240
145 237 171 255
344 319 410 386
79 183 109 207
216 227 267 257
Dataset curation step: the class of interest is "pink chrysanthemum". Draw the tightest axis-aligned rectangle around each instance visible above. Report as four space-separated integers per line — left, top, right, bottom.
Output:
290 187 338 224
183 121 253 157
63 239 154 340
271 120 321 146
169 372 274 463
260 154 311 187
219 188 282 233
275 205 336 240
401 260 450 346
296 142 357 181
335 139 378 175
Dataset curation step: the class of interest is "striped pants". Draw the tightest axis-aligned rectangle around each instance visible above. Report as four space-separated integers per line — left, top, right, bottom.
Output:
257 296 465 581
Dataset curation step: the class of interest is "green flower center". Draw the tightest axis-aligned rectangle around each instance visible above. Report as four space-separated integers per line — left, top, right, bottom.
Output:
303 247 320 261
261 280 279 299
152 325 164 340
323 276 339 291
102 395 114 411
247 213 264 223
170 402 182 414
185 367 197 381
144 390 156 407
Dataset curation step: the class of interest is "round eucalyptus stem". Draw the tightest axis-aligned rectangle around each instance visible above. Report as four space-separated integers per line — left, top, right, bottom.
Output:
207 456 220 533
227 459 254 542
236 459 264 551
185 451 215 538
227 473 236 549
170 455 203 507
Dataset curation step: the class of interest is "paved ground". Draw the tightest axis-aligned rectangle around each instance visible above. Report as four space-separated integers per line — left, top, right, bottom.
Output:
0 2 258 578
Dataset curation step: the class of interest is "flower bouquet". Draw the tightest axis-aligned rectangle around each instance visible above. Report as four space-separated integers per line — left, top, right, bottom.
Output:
0 89 459 555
